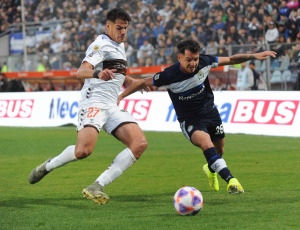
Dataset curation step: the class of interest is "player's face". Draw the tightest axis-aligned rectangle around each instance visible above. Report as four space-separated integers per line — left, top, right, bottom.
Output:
106 19 128 44
177 50 199 74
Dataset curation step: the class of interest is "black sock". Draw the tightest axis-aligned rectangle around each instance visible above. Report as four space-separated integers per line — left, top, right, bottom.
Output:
218 168 234 183
203 147 220 173
204 147 234 183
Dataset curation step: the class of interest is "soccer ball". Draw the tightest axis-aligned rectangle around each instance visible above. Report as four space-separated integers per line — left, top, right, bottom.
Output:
173 186 203 216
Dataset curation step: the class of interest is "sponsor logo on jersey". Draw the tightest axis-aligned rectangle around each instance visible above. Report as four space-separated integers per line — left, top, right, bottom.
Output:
0 99 34 118
195 70 205 82
231 99 299 125
119 99 152 121
93 45 100 51
154 73 160 80
178 85 205 100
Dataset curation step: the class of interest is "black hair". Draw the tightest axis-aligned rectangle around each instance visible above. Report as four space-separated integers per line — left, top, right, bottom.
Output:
177 39 200 54
107 8 131 23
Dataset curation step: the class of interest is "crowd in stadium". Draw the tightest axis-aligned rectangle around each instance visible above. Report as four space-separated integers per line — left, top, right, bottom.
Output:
0 0 300 91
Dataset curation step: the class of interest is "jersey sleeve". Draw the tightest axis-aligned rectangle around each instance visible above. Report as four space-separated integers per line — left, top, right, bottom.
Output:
200 55 219 68
153 71 168 87
82 42 106 67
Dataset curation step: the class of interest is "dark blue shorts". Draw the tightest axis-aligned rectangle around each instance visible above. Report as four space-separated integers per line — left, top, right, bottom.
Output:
179 108 225 142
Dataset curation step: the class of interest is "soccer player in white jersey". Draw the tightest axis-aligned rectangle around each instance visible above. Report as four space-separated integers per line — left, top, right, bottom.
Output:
118 39 276 194
29 8 148 205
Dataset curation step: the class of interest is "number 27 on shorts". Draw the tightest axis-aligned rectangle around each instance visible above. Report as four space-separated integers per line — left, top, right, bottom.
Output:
87 107 100 118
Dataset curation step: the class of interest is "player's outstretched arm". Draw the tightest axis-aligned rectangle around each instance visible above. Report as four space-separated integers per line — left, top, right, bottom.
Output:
218 51 277 66
118 77 153 105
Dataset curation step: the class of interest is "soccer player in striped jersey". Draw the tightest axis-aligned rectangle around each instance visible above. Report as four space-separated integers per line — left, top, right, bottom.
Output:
118 39 276 194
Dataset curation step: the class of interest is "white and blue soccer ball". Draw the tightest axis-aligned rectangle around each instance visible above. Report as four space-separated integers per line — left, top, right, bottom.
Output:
173 186 203 215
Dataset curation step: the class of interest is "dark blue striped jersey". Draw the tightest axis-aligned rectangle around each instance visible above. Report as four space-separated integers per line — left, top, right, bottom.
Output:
153 55 219 122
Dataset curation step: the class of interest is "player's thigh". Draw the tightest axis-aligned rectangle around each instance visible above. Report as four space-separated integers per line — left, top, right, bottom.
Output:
213 137 225 156
190 130 214 151
75 126 99 158
115 122 147 146
180 120 213 151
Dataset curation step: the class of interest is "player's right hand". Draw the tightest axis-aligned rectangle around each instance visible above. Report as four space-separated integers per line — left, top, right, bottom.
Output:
98 69 117 81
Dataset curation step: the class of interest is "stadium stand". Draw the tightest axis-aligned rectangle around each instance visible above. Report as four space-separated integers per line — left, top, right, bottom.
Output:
0 0 299 91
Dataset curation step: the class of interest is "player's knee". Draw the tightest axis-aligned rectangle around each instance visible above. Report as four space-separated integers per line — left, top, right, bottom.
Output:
195 142 214 152
75 147 93 159
140 139 148 152
216 147 224 156
132 140 148 159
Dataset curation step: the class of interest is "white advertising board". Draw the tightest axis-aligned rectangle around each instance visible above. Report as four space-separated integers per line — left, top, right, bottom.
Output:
0 91 299 137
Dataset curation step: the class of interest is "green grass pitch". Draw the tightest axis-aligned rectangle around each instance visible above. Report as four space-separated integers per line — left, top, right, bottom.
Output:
0 126 299 230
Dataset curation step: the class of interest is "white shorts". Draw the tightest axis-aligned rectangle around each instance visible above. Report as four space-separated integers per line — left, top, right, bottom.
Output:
77 105 136 135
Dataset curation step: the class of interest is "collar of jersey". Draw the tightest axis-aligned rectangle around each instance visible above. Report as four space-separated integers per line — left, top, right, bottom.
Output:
103 34 121 46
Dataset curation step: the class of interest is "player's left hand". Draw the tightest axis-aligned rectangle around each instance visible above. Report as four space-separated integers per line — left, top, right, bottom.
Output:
255 51 277 60
99 69 117 81
140 86 151 94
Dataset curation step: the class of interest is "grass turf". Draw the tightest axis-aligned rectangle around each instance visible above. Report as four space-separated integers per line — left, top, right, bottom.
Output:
0 126 299 230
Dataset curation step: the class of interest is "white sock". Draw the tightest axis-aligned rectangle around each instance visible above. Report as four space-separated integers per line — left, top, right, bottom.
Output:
210 158 227 173
96 148 136 187
45 145 77 171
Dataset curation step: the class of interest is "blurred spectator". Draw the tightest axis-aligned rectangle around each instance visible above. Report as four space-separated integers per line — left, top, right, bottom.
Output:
225 15 236 34
33 82 44 91
213 78 224 91
145 57 153 67
217 39 228 56
57 83 67 91
248 61 260 90
196 26 207 43
206 40 218 56
279 1 291 18
165 55 173 65
294 72 300 90
213 16 226 32
137 31 150 48
265 21 279 43
0 72 8 92
44 81 55 91
1 62 8 72
226 26 241 44
75 80 83 90
7 79 25 92
248 17 260 39
236 62 254 90
124 41 135 66
156 49 166 65
214 28 226 43
37 56 50 72
137 39 154 59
